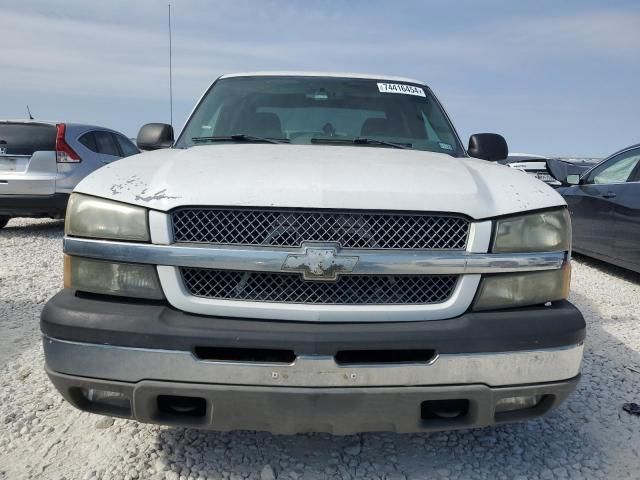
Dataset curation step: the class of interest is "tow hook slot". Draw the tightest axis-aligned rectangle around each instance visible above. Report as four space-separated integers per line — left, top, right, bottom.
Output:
421 399 470 420
157 395 206 418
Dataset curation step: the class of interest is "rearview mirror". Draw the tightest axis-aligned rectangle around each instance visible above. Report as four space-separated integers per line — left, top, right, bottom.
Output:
566 174 581 185
136 123 174 151
468 133 508 161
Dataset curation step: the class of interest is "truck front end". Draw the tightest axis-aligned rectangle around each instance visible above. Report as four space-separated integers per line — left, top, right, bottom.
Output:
41 73 584 434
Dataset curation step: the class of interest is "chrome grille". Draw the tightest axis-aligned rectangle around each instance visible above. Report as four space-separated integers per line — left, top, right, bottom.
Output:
172 208 470 249
180 268 459 305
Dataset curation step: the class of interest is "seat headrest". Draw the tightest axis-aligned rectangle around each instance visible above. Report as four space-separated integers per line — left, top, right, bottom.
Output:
360 118 389 137
246 112 283 139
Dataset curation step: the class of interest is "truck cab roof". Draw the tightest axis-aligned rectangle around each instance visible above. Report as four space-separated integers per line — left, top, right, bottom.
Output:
219 71 427 85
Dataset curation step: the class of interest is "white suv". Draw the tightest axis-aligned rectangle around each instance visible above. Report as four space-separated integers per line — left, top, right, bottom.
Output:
0 120 138 228
41 73 585 434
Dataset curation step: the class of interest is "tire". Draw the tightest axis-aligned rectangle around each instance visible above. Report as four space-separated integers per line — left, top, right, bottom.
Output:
0 216 9 229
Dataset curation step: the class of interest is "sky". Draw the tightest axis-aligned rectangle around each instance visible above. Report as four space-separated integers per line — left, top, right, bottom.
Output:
1 0 639 157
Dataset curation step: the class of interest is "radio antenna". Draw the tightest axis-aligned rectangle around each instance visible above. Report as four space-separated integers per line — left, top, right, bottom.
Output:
27 105 34 120
168 2 173 129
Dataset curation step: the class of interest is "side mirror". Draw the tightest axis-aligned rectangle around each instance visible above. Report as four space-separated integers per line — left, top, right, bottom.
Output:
468 133 508 161
136 123 174 151
566 174 581 185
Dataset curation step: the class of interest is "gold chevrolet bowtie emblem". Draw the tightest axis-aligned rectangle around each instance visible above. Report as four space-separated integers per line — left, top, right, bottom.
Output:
282 245 358 281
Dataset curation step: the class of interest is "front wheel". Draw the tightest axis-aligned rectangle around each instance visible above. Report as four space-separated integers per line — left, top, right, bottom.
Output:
0 216 10 229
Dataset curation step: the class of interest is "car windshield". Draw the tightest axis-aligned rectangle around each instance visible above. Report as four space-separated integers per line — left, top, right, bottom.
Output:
176 76 465 156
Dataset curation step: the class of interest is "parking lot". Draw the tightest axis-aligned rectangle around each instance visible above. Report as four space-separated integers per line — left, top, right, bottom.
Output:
0 218 637 480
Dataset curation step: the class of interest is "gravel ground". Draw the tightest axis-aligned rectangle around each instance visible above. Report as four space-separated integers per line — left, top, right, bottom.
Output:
0 218 639 480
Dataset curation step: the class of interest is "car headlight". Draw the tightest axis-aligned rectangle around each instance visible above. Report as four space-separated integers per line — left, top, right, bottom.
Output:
64 255 163 299
65 193 149 241
492 209 570 253
474 263 571 311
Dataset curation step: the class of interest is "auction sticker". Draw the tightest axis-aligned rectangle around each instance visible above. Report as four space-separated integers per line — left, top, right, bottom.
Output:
377 83 425 97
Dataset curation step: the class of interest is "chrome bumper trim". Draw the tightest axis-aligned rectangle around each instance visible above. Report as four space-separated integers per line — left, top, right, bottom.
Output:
43 336 583 388
63 237 565 276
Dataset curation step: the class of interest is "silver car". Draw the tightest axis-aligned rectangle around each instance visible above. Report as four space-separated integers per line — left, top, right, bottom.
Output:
0 120 138 228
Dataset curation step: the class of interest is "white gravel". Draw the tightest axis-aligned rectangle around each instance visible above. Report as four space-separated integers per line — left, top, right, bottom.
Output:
1 217 639 480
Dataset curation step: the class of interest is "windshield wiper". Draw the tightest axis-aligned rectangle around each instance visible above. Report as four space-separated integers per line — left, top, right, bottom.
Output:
310 137 412 149
192 134 289 145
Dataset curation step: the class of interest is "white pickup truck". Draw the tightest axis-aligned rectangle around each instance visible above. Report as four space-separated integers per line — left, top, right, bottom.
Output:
41 72 585 434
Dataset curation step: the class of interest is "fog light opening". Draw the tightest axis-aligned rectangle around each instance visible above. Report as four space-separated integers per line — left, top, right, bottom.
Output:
75 387 132 416
495 395 541 413
421 399 470 420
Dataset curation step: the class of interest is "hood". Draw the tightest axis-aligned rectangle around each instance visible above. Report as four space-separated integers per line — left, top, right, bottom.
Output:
75 144 565 220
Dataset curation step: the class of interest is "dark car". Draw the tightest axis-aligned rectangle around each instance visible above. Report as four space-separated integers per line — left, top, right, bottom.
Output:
546 157 601 186
557 144 640 273
499 153 560 186
502 154 601 188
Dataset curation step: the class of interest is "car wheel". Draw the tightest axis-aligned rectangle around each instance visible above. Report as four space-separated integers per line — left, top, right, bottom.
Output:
0 216 10 229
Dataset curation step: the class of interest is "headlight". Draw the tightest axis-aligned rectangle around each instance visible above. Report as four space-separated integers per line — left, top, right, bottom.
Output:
473 263 571 311
65 193 149 241
64 255 164 299
493 209 570 253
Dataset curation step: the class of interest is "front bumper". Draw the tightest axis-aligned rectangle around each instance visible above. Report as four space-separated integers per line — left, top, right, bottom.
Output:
41 290 585 434
47 367 579 435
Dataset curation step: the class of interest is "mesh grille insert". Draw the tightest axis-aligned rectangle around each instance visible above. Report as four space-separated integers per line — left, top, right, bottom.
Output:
172 208 469 250
180 268 459 305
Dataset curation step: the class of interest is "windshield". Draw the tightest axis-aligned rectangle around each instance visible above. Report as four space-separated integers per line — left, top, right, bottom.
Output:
176 76 465 156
